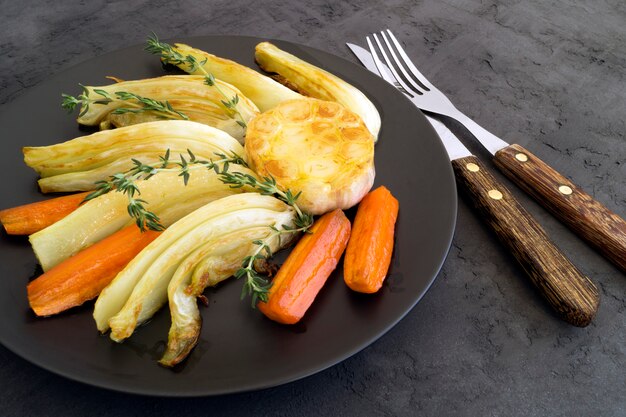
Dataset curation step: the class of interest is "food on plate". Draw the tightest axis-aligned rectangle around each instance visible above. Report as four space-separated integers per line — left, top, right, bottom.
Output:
258 208 351 324
28 225 161 316
25 120 247 192
62 75 258 141
255 42 381 140
0 33 404 370
29 162 256 271
95 193 297 340
146 36 302 112
245 98 375 215
344 186 399 293
0 192 89 235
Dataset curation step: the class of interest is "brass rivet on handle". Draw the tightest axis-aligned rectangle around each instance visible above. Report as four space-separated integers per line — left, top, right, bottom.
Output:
558 185 573 195
488 189 503 200
515 153 528 162
466 163 480 172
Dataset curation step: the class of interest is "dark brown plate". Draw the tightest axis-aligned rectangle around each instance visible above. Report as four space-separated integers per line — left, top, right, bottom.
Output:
0 35 456 396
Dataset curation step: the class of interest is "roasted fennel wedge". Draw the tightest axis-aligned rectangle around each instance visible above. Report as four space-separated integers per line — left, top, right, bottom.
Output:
255 42 381 141
24 120 246 192
148 39 302 112
29 164 256 271
94 193 296 340
160 226 288 367
68 75 258 141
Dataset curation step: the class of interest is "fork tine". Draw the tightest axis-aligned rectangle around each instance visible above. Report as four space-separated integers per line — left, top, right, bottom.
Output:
385 29 434 90
365 36 395 85
366 36 414 98
379 30 427 93
371 33 423 97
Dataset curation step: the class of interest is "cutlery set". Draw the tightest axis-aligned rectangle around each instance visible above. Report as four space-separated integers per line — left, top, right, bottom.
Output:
348 30 626 326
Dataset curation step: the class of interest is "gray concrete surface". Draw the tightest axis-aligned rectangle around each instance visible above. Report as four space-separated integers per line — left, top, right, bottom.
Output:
1 0 624 416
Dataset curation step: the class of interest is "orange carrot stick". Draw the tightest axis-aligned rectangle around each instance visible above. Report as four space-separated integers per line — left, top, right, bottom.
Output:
0 192 89 235
258 208 351 324
343 186 399 293
28 225 161 316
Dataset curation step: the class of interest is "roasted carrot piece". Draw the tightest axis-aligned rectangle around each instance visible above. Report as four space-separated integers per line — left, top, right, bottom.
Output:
343 186 399 293
27 225 161 316
258 208 351 324
0 192 89 235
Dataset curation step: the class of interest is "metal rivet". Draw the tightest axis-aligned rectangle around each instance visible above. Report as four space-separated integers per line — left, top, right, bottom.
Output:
559 185 573 195
515 153 528 162
488 189 503 200
466 163 480 172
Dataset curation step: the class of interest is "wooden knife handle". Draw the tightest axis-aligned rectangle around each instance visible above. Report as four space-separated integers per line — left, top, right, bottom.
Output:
451 156 599 327
494 144 626 273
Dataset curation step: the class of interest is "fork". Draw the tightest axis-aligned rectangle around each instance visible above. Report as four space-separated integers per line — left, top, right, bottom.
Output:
367 29 626 273
350 39 599 326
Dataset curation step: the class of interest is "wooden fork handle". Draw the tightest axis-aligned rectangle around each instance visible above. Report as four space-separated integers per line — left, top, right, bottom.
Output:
494 144 626 273
451 156 599 327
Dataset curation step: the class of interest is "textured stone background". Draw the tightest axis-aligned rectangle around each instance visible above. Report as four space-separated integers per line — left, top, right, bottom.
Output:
1 1 624 416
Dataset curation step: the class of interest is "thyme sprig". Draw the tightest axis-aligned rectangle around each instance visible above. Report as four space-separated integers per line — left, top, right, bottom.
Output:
236 222 311 307
220 174 313 307
83 150 248 232
218 171 313 230
145 33 247 128
84 149 313 305
62 85 188 120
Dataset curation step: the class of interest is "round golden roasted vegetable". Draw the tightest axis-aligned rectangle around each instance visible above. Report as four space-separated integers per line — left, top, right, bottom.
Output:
245 98 375 215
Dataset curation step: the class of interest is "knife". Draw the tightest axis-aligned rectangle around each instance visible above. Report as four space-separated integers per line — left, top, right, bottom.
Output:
347 42 600 326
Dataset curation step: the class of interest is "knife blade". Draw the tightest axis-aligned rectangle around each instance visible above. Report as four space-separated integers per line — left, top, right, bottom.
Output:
347 42 600 326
